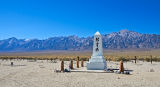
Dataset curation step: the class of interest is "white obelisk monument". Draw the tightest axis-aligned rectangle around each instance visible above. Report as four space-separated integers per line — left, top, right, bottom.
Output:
87 31 107 70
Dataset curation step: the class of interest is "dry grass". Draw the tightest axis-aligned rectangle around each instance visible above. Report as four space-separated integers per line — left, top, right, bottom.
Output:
0 49 160 61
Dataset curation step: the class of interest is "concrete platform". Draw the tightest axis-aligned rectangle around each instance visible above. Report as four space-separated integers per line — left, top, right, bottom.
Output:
70 67 113 73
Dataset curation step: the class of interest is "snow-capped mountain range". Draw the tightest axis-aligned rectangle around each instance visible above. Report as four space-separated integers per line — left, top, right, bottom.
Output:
0 29 160 51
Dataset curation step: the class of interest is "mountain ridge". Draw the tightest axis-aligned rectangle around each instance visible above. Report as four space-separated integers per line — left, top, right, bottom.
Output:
0 29 160 52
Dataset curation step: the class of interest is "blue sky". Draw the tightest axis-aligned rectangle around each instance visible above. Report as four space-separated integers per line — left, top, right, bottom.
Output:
0 0 160 40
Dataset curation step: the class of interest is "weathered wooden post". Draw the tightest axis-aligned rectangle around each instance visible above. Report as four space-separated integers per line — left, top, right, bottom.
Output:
11 62 13 66
120 61 124 73
109 58 110 62
61 60 64 72
77 56 79 68
134 56 137 64
81 60 84 67
71 60 73 69
150 55 152 64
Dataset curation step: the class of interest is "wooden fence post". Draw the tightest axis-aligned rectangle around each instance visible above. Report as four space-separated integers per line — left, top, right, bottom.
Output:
61 60 64 72
71 60 73 69
77 56 79 68
150 55 152 64
81 60 84 67
135 56 137 64
120 61 124 73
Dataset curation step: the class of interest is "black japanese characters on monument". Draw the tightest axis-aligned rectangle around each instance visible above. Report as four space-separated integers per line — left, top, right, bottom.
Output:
95 37 99 52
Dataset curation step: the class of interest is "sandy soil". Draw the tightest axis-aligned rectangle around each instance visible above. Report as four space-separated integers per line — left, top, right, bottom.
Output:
0 59 160 87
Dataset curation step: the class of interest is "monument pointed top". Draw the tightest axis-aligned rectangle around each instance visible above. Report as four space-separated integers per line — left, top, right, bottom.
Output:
95 31 101 35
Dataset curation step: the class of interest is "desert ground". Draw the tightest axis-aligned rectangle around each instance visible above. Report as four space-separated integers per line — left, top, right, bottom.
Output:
0 59 160 87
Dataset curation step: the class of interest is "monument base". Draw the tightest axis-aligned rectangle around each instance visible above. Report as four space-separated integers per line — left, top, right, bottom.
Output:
87 56 107 70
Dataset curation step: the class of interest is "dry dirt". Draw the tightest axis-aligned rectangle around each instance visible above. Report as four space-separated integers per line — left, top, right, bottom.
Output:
0 60 160 87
